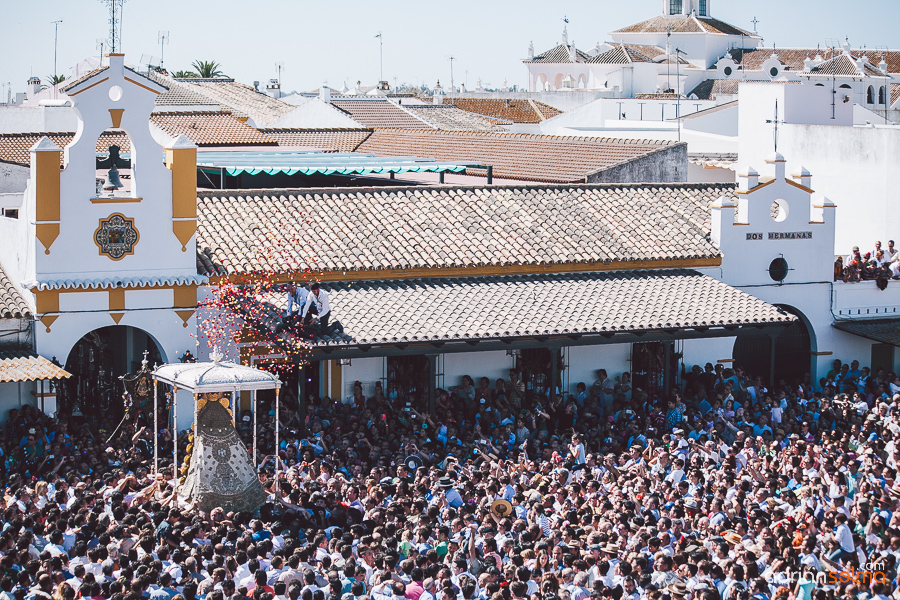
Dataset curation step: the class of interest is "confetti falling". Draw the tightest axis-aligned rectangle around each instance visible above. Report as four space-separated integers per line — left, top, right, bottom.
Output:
195 211 320 376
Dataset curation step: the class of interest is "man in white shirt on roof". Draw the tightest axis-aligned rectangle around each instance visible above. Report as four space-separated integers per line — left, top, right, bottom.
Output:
276 283 309 333
301 283 331 334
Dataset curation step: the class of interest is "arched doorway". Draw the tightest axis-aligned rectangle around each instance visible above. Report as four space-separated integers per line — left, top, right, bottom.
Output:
62 325 164 421
733 305 813 388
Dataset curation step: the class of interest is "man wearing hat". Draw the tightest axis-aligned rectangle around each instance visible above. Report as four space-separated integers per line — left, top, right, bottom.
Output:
437 476 463 508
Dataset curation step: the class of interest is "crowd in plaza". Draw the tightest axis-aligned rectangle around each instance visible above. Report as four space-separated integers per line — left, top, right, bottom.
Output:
2 355 900 600
836 240 900 283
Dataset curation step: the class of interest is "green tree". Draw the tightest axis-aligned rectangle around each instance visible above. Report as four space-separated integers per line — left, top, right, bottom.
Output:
191 60 224 79
41 74 66 90
173 70 198 78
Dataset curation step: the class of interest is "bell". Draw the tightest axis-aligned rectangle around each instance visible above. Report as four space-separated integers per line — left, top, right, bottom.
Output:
104 164 123 190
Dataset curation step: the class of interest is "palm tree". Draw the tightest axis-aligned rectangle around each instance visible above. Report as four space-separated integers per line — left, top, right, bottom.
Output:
173 70 197 78
191 60 224 79
41 74 66 90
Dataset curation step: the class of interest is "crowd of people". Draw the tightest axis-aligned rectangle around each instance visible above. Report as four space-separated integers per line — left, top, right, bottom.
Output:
2 356 900 600
835 240 900 283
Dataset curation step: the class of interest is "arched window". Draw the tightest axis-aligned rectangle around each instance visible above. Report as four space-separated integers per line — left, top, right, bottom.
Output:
670 0 682 15
879 86 886 104
866 86 874 104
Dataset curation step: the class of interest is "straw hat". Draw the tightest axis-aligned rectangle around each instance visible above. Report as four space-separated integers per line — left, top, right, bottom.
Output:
491 499 513 518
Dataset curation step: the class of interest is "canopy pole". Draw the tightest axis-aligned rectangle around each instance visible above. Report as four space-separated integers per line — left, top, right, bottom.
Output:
173 386 178 476
153 380 158 474
252 389 257 467
275 387 280 496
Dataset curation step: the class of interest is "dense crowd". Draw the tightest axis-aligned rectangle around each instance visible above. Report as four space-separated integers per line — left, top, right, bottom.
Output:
2 356 900 600
836 240 900 283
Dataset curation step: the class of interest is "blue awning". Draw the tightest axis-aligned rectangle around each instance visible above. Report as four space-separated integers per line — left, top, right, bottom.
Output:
194 150 477 177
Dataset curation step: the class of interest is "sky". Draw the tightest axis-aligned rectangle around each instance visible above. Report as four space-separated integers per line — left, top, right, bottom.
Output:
1 0 898 98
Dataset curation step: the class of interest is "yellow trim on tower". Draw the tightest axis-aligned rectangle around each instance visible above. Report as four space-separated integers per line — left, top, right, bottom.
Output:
785 179 814 194
34 290 60 314
330 361 342 399
173 285 198 309
166 148 198 219
34 151 60 222
35 224 60 255
123 77 162 95
109 109 124 128
67 77 110 96
172 220 196 251
734 180 775 195
175 310 195 327
108 288 125 311
39 315 58 333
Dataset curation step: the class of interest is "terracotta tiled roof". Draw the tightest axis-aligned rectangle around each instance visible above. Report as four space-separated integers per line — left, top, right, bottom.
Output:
195 183 728 277
834 318 900 347
356 129 677 183
0 132 131 167
151 111 277 147
891 84 900 107
731 48 900 74
0 351 71 383
328 99 431 129
0 112 272 162
147 72 220 106
251 270 793 347
614 14 754 36
807 54 887 77
589 45 652 65
59 66 110 92
401 105 510 131
0 264 30 319
175 79 295 125
526 44 592 64
688 79 740 100
259 128 372 151
441 98 562 123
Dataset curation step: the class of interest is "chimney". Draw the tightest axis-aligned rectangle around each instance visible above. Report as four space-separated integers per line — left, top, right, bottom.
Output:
320 84 330 104
562 26 568 46
528 41 534 60
265 79 281 98
27 77 41 98
879 56 888 73
433 80 444 105
253 80 260 92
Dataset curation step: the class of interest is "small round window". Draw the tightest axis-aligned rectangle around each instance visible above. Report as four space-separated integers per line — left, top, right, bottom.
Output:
770 199 788 222
769 257 789 282
724 66 733 76
108 85 124 102
769 67 779 77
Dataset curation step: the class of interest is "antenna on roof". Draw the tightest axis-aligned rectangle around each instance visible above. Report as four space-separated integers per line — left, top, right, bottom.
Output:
98 0 127 53
158 31 169 68
51 20 63 99
275 61 284 86
96 38 105 61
